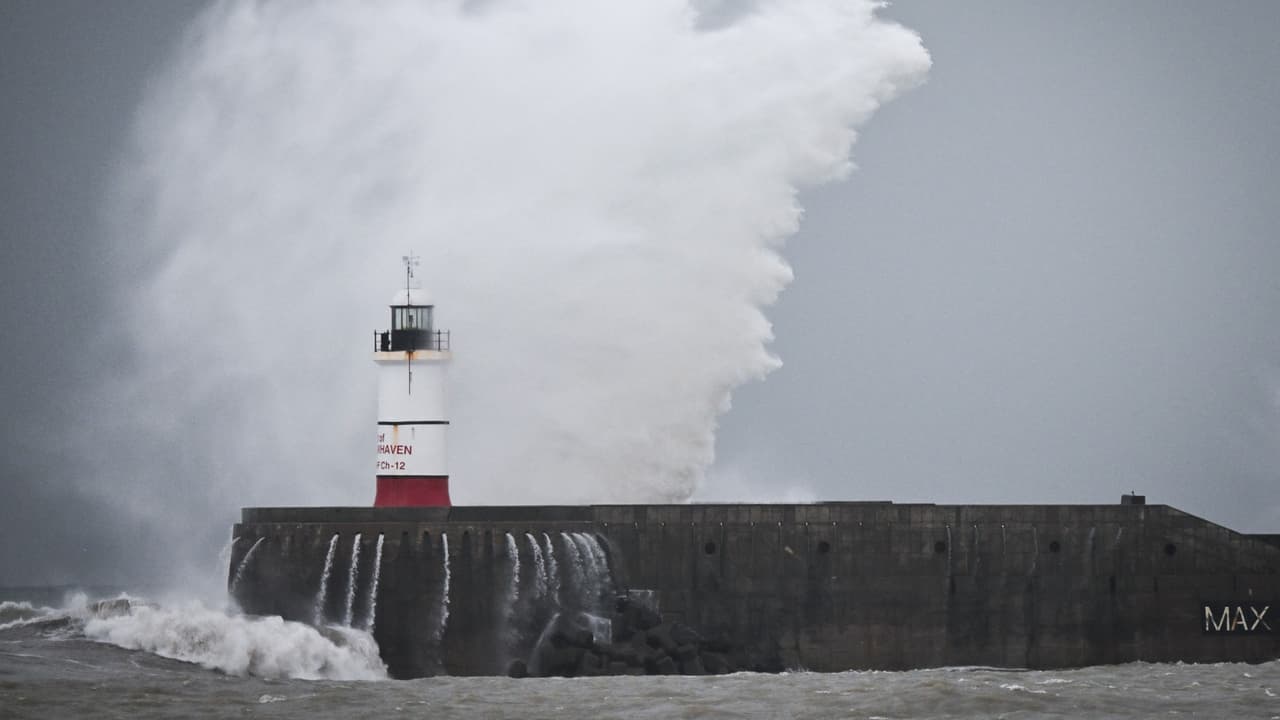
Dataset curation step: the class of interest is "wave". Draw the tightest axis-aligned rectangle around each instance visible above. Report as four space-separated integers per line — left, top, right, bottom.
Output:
0 599 60 630
1 592 387 681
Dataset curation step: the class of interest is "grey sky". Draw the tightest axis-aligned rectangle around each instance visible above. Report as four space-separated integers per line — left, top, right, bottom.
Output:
715 1 1280 530
3 1 1279 587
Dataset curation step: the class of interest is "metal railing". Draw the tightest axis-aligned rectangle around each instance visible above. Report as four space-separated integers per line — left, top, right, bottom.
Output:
374 329 450 352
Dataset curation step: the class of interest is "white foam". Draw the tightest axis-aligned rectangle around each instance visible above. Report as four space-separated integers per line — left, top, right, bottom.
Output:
542 533 562 609
526 532 548 602
432 533 451 646
343 532 363 627
314 533 340 625
100 0 931 524
360 533 385 632
0 600 59 631
83 601 387 681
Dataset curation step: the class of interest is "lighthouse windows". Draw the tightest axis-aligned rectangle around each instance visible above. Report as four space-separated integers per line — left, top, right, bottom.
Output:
392 306 433 333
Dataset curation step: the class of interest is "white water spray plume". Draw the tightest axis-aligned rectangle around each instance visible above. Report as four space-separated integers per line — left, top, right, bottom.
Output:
96 0 929 552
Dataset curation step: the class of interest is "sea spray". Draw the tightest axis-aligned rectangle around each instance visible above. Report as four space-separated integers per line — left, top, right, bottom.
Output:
102 2 931 539
433 532 451 646
570 533 605 609
584 613 612 646
503 533 522 651
361 533 385 632
229 537 265 597
560 532 586 609
526 532 548 602
82 601 386 680
505 533 522 610
314 533 340 626
580 533 614 599
541 532 561 608
343 532 362 627
219 536 238 578
572 534 616 643
0 600 61 632
572 533 598 603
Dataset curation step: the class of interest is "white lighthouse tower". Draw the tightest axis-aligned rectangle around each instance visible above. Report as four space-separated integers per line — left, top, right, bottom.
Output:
372 253 452 507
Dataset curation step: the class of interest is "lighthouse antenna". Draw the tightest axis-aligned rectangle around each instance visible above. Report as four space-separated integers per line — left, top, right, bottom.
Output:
401 252 421 394
402 252 420 290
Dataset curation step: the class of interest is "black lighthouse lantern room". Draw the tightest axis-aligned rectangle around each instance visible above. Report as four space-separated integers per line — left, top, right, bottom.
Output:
381 303 433 352
374 253 450 353
376 300 450 352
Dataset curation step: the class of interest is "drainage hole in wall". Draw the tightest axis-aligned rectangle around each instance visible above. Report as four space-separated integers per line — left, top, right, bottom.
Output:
816 540 831 554
1164 542 1177 556
934 541 947 554
1048 540 1061 553
704 541 717 555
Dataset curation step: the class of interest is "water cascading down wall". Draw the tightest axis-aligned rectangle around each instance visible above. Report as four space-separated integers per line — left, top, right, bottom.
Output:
228 502 1280 678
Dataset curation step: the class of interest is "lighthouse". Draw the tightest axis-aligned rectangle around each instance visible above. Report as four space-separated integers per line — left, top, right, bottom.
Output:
372 254 451 507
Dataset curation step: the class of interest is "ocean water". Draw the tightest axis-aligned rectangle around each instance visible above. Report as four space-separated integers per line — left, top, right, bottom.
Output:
1 590 1277 719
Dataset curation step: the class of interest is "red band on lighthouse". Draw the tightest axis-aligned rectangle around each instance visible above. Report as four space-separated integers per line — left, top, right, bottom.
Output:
374 476 451 507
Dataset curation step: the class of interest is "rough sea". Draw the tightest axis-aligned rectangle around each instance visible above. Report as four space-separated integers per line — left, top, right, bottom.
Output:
1 589 1277 720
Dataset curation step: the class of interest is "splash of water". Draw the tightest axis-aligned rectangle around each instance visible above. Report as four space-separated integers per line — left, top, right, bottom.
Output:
219 536 238 578
502 532 523 653
528 609 562 676
0 600 60 631
526 532 548 602
343 532 363 627
541 532 561 608
97 1 930 551
7 592 386 680
314 534 340 626
433 532 451 647
583 612 613 646
229 537 265 598
361 533 385 632
579 532 614 600
562 532 614 612
83 599 386 680
570 533 600 605
560 532 586 608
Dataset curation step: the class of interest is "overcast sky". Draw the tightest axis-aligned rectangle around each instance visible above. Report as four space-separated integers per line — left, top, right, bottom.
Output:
711 1 1280 528
3 1 1279 587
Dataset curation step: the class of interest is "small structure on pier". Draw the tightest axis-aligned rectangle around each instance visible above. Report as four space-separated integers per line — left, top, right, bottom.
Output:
372 253 452 506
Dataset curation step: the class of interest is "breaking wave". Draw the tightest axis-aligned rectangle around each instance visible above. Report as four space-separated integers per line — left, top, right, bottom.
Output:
94 0 931 540
0 599 60 631
1 593 386 681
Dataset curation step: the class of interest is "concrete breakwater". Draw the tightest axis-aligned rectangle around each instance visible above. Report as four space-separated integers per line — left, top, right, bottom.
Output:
229 502 1280 678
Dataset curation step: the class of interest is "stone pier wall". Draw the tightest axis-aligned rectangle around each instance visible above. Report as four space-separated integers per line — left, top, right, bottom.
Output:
229 503 1280 678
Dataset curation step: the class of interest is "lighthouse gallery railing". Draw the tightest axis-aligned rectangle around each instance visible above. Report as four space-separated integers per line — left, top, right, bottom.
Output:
374 329 450 352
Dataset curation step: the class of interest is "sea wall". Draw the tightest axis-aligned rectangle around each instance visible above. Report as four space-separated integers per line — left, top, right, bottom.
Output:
229 503 1280 678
